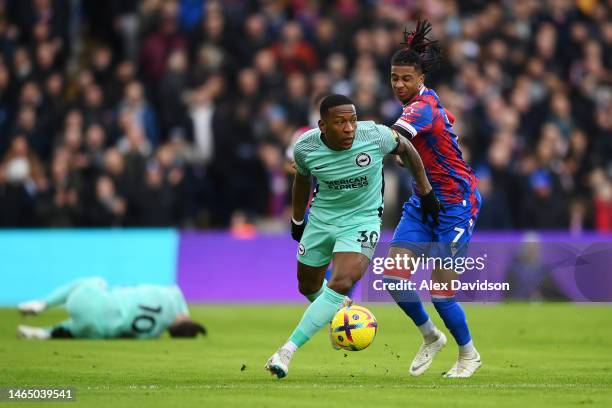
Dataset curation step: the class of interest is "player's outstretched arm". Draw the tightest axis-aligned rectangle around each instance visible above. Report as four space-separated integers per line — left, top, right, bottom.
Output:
394 133 445 225
291 172 311 241
394 133 431 194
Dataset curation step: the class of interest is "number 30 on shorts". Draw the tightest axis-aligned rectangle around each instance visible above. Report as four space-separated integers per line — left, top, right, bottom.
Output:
357 230 379 246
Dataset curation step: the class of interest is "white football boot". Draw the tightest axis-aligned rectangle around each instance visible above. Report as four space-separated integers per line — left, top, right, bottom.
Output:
264 347 293 379
443 352 482 378
17 300 47 315
17 325 51 340
409 330 447 376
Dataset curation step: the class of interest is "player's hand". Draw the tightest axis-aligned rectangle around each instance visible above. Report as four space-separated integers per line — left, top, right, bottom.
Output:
291 218 306 242
420 189 445 226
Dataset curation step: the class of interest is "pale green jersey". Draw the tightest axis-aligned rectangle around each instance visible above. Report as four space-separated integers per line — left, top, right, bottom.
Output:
58 282 189 339
110 285 189 339
293 121 399 225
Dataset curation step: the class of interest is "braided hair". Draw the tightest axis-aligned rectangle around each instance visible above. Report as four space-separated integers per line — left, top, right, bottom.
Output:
391 20 442 74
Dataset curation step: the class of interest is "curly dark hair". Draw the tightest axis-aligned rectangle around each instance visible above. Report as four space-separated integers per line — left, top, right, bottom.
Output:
168 320 207 338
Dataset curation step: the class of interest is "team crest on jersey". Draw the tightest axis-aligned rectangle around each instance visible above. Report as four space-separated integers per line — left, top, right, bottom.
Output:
355 153 371 167
298 243 306 255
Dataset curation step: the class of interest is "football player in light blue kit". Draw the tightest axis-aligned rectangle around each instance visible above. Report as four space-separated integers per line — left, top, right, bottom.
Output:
17 277 205 339
264 94 443 379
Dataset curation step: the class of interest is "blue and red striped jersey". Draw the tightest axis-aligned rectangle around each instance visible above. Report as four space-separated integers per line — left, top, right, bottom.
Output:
392 86 478 206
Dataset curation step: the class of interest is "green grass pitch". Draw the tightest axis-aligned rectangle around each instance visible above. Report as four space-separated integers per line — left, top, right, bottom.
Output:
1 303 611 407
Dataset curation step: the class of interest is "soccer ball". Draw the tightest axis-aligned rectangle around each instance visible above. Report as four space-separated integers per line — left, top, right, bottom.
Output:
329 305 378 351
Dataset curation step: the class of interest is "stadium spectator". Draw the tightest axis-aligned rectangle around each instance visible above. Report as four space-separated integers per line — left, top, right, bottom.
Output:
88 175 125 226
0 0 609 230
0 135 46 226
35 149 80 227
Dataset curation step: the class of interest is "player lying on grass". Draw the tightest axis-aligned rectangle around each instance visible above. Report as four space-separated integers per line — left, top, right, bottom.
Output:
383 21 482 378
17 277 206 339
264 94 444 379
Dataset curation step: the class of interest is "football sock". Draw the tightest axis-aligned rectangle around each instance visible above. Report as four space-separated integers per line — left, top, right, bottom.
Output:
305 279 327 302
281 340 298 358
418 319 439 343
384 276 430 328
289 286 345 347
459 340 477 357
432 295 472 347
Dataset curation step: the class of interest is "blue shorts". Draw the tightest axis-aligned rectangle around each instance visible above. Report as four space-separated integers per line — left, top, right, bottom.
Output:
391 189 481 259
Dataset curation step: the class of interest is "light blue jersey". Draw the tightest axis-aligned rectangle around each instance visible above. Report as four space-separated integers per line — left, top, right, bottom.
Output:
293 121 399 226
110 285 189 339
46 278 188 339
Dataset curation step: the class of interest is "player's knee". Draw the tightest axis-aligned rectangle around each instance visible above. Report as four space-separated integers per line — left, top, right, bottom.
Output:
430 274 455 298
298 280 322 296
327 276 353 295
383 264 421 302
383 265 413 282
382 249 416 284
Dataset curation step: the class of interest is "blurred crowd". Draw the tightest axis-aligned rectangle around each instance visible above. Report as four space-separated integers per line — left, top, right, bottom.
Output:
0 0 611 231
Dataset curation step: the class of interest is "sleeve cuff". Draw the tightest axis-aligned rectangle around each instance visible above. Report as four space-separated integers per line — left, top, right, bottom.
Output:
392 123 416 139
